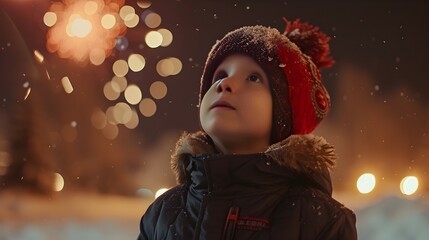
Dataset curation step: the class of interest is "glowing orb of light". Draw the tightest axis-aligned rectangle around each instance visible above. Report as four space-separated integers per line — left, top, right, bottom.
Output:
128 54 145 72
119 5 135 20
89 48 106 65
101 14 116 29
83 1 99 15
145 31 163 48
156 57 182 77
144 12 161 28
102 122 119 140
61 76 74 94
124 110 139 129
137 1 152 9
139 98 157 117
124 84 142 105
155 188 169 199
115 36 129 51
67 16 93 38
136 188 153 198
150 81 167 100
103 81 120 101
158 28 173 47
112 59 129 77
91 109 107 129
124 13 139 28
53 172 65 192
400 176 419 195
357 173 376 194
113 102 132 124
43 12 57 27
112 76 128 92
33 50 44 63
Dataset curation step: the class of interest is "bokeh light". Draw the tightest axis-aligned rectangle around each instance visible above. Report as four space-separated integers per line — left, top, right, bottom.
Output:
136 188 153 198
112 59 129 77
357 173 376 194
124 84 142 105
400 176 419 195
113 102 132 124
119 5 135 20
124 13 139 28
89 48 106 65
139 98 157 117
24 88 31 101
83 1 99 15
83 1 98 15
145 31 163 48
102 122 119 140
101 14 116 29
53 172 65 192
61 76 74 94
43 12 57 27
150 81 167 99
155 188 169 199
115 36 129 51
112 76 128 91
33 50 44 63
105 106 117 124
128 54 146 72
67 16 93 38
158 28 173 47
169 57 182 75
144 12 161 28
91 109 107 129
156 57 182 77
137 1 152 9
103 81 121 101
124 110 139 129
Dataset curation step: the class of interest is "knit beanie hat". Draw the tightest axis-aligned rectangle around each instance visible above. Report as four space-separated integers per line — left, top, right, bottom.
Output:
199 18 334 144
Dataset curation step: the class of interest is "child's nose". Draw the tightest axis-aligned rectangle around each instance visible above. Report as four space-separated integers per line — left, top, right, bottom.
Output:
215 76 238 93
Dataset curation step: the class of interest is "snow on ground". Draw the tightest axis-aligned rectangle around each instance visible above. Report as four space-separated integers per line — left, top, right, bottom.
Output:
356 194 429 240
1 190 428 239
0 190 152 240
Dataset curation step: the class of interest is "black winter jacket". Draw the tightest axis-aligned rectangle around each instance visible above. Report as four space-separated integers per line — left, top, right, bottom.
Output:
138 132 357 240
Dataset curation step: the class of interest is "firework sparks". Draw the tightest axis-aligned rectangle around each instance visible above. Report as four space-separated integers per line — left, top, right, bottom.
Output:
45 0 126 65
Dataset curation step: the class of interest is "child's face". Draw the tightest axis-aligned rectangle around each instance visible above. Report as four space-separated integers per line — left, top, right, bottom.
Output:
199 54 273 153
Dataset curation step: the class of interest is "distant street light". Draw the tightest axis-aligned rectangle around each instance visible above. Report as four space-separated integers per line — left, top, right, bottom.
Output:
400 176 419 195
357 173 376 194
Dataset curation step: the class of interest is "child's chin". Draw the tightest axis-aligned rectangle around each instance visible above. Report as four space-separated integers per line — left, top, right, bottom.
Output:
207 128 245 142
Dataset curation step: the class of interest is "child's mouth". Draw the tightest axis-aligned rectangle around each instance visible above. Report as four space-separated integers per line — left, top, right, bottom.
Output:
212 105 235 110
210 101 236 110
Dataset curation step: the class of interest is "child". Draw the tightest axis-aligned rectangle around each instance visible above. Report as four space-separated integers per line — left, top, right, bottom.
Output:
138 18 357 240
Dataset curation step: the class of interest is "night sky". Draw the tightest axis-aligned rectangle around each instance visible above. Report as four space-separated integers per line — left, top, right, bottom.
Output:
1 0 428 139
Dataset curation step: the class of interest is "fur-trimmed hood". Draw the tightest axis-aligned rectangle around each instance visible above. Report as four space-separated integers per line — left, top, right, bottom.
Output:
171 131 336 195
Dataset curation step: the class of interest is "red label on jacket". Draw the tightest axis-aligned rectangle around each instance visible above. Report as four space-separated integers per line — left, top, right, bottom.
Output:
236 216 270 231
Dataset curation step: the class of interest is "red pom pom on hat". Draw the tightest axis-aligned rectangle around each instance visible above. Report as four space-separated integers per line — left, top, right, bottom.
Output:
283 17 335 69
275 18 333 134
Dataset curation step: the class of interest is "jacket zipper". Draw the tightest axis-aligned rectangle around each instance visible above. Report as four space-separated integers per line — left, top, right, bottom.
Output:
222 206 240 240
193 191 212 240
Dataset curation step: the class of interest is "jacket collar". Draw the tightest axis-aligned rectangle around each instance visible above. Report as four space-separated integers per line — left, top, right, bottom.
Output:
171 131 336 195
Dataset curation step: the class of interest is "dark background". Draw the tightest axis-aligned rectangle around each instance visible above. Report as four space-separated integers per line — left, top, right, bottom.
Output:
0 0 428 200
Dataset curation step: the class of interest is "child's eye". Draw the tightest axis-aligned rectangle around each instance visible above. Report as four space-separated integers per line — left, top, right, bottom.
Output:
248 74 262 83
212 70 228 84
